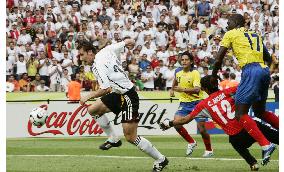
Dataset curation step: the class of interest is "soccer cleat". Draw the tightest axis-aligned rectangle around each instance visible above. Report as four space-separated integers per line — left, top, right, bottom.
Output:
99 140 122 150
186 141 197 156
250 163 259 171
261 143 276 166
152 157 169 172
202 150 214 158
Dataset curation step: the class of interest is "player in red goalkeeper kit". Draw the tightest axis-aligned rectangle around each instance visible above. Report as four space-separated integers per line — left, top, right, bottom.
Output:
160 75 278 171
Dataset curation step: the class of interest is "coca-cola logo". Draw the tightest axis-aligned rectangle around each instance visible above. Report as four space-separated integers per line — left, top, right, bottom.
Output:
27 104 167 136
28 105 103 136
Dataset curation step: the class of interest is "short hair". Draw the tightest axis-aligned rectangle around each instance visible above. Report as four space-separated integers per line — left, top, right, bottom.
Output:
229 73 236 80
77 40 96 53
230 14 245 27
223 72 230 79
201 75 219 93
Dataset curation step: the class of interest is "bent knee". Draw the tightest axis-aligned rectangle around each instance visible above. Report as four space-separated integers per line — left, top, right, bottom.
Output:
124 134 136 143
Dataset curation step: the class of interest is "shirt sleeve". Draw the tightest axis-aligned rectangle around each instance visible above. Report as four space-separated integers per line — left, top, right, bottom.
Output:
220 31 233 48
105 41 126 57
192 70 201 87
93 64 110 89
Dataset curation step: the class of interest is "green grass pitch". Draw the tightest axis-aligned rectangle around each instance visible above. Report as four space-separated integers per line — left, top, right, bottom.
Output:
7 135 278 172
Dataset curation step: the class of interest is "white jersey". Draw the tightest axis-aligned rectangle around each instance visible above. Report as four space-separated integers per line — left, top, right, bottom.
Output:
92 42 134 94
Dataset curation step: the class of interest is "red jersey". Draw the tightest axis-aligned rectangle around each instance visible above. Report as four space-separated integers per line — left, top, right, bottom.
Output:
190 87 243 135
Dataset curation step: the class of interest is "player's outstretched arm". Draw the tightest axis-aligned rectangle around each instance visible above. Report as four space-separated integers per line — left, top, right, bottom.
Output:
212 46 228 76
80 87 112 105
160 116 194 130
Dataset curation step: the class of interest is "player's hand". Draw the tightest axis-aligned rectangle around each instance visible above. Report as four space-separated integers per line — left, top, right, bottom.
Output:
170 89 175 97
80 95 89 105
159 118 173 131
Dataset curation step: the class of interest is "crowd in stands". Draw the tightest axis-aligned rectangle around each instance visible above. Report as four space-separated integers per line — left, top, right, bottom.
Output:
6 0 279 100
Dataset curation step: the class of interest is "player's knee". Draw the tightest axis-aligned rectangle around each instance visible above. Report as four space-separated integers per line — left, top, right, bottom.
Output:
124 133 136 143
174 125 182 130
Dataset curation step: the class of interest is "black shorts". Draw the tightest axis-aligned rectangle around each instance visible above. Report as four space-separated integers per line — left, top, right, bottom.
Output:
101 87 140 123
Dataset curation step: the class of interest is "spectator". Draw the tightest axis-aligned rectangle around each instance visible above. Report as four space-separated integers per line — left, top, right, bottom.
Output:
163 64 175 90
61 69 71 92
30 73 41 91
48 58 62 92
38 53 50 86
16 54 27 80
6 75 20 92
18 73 31 92
141 66 156 91
67 73 82 102
219 72 230 90
196 0 211 18
61 51 73 75
228 73 239 88
36 80 50 92
154 66 165 90
26 54 39 80
128 58 140 76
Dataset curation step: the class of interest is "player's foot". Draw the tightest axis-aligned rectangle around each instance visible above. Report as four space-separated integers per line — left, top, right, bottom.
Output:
261 143 276 166
202 150 214 158
250 163 259 171
186 141 197 156
152 156 169 172
99 139 122 150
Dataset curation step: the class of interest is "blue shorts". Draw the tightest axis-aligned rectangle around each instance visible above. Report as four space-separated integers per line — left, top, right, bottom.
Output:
175 100 207 122
235 63 270 105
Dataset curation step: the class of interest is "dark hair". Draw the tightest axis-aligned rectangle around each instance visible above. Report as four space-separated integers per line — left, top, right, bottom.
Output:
181 51 194 68
223 72 230 79
201 75 219 94
77 40 96 53
229 73 236 80
230 14 245 27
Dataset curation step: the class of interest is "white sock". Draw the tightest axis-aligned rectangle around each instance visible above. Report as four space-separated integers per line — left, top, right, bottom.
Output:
95 115 120 142
133 136 164 161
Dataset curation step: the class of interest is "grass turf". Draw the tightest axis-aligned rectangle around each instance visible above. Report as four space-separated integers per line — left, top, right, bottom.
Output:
7 135 278 172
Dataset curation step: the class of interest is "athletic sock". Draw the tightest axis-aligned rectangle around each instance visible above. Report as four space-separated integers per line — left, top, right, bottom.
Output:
134 136 164 161
201 133 212 151
239 114 270 147
176 126 195 144
95 115 120 143
262 111 279 129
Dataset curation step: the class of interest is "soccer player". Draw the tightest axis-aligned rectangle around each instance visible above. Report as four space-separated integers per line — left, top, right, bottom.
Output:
78 39 168 172
160 75 278 170
212 14 278 164
170 52 213 157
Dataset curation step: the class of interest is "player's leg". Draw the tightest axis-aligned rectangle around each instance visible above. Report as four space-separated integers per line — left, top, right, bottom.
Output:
256 121 279 145
88 95 121 150
252 100 279 130
122 122 168 172
174 115 196 156
196 120 213 157
122 89 168 171
235 64 275 165
229 131 258 171
234 64 271 148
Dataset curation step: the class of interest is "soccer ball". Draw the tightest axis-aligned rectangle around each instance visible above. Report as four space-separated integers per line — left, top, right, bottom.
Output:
29 106 48 126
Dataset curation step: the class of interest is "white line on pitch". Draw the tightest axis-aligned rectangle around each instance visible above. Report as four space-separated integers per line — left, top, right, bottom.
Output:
6 155 279 162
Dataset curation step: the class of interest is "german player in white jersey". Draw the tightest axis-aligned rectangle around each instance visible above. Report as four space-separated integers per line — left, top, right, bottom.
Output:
78 39 168 172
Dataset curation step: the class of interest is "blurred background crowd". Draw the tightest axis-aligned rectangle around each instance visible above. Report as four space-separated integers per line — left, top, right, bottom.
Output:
5 0 279 101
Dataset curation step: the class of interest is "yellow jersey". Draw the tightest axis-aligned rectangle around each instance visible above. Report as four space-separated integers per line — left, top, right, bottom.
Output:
220 27 266 68
175 68 204 102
